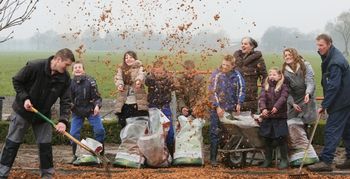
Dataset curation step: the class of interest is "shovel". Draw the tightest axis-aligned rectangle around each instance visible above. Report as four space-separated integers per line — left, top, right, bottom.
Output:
30 107 111 167
289 114 321 179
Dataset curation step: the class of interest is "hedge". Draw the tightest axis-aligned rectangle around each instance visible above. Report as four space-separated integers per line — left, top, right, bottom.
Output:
0 120 329 146
0 120 121 145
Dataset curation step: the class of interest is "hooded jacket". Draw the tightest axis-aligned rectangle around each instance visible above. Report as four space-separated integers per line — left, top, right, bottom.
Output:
114 60 148 113
145 73 175 108
234 50 267 112
71 75 102 118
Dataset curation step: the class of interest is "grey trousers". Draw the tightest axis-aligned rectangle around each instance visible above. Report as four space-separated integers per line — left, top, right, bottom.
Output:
0 113 54 178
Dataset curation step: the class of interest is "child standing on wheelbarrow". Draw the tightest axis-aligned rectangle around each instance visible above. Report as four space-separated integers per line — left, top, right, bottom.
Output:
208 55 246 167
259 67 289 169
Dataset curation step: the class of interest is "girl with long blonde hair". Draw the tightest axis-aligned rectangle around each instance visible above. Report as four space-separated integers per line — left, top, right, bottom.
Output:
259 67 289 169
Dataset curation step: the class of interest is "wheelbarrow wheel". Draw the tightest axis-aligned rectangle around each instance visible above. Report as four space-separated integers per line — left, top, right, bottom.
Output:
223 151 247 168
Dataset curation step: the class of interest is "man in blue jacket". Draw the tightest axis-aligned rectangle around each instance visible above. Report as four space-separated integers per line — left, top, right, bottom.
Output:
308 34 350 172
208 55 245 167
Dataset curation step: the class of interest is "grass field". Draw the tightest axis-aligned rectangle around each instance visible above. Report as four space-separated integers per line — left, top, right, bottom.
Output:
0 51 325 98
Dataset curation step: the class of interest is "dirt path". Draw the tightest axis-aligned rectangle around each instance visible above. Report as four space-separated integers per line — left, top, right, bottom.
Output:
1 143 350 178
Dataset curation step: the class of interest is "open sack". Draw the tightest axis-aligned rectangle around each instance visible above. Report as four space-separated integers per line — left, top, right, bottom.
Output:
288 119 319 166
173 115 205 166
137 108 171 167
73 138 103 166
113 116 149 168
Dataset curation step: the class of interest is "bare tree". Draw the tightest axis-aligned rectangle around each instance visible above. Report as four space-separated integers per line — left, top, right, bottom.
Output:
0 0 38 43
326 11 350 56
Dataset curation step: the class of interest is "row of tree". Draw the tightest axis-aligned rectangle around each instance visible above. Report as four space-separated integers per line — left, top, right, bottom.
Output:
1 23 348 54
0 0 349 55
0 29 233 52
261 10 350 56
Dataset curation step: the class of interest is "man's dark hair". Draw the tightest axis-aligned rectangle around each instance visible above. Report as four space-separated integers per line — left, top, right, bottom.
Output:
55 48 75 62
316 34 333 44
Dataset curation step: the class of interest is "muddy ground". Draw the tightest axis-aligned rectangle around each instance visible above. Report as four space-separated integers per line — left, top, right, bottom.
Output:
1 143 350 179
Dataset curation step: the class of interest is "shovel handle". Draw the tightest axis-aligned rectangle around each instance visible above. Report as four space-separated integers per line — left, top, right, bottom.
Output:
31 107 56 127
62 131 96 154
62 130 109 163
298 114 321 173
31 107 110 164
30 107 97 155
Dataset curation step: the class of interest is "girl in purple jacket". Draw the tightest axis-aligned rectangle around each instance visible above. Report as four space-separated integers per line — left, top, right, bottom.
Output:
259 67 289 169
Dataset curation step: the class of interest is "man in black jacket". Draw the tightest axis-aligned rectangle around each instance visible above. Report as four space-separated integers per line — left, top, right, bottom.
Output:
0 48 75 178
69 61 105 164
308 34 350 172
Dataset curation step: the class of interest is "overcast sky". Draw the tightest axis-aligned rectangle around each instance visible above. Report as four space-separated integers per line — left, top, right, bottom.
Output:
5 0 350 40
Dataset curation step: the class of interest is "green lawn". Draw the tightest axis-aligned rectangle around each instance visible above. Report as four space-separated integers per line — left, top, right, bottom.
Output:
0 51 324 98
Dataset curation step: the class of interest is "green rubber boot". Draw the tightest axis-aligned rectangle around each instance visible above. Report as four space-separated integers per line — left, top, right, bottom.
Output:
278 142 289 170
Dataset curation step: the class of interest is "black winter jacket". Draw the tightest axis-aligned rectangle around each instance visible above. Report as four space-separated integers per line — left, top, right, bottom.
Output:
71 75 102 117
12 56 72 126
145 73 174 108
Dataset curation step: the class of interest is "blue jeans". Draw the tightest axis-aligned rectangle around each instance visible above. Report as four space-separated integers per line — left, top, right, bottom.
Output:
70 113 105 143
210 110 220 147
321 106 350 164
163 106 174 146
